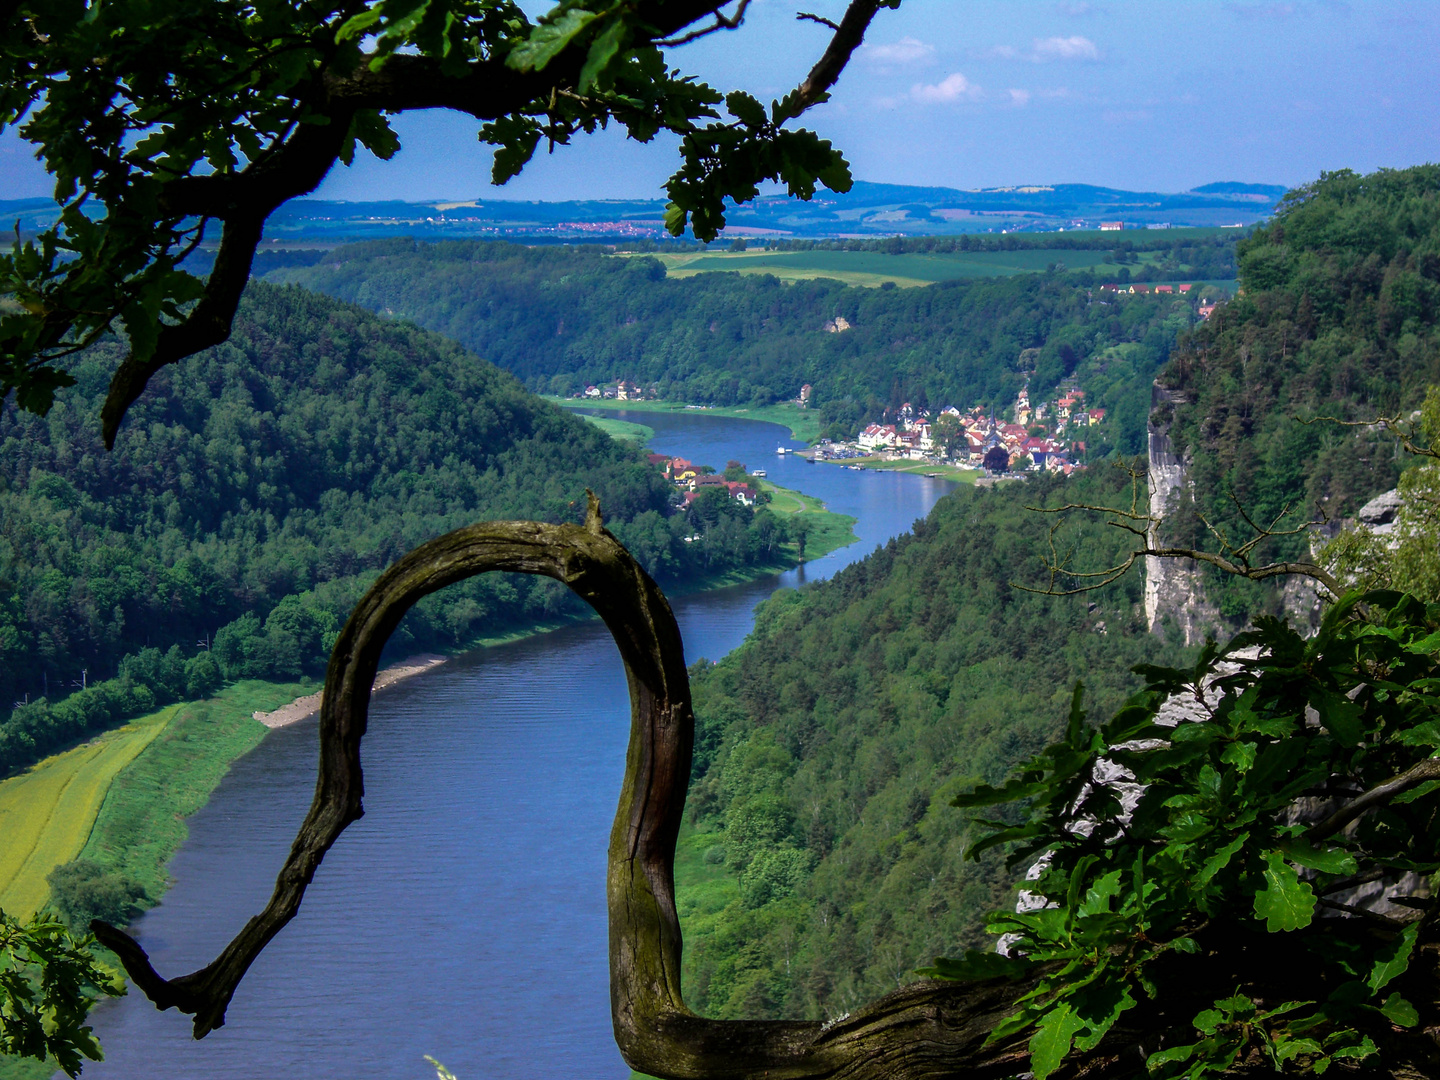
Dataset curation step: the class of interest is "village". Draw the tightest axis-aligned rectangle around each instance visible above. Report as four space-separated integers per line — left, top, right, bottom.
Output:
645 452 765 509
571 374 1107 479
813 377 1101 476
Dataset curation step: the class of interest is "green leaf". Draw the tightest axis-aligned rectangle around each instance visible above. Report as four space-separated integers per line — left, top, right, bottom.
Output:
1028 1003 1087 1080
578 18 627 93
1146 1042 1197 1069
1393 777 1440 803
1368 921 1419 993
506 9 599 73
726 91 769 129
1331 1034 1378 1060
1219 740 1257 773
1193 1008 1225 1034
1077 870 1123 918
918 950 1029 982
1312 690 1364 746
1278 838 1357 876
1195 832 1249 887
1379 992 1419 1027
1253 851 1316 931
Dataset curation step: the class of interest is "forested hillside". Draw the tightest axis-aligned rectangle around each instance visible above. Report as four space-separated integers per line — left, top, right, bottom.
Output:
271 241 1201 447
1159 165 1440 620
0 283 787 774
677 469 1187 1020
674 165 1440 1025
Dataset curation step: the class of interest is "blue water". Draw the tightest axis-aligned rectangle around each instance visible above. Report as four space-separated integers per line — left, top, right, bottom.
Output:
86 412 955 1080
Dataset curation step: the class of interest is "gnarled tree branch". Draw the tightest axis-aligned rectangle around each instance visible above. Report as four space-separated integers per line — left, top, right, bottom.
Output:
87 0 897 447
87 498 1039 1078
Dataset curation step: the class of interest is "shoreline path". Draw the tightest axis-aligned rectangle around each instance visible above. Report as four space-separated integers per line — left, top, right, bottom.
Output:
252 654 449 729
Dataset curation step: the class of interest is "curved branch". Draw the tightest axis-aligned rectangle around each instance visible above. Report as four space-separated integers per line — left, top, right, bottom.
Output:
91 498 1041 1078
1307 757 1440 842
792 0 885 113
94 0 900 445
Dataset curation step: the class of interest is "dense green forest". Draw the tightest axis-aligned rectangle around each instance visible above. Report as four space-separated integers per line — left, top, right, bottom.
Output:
676 467 1188 1020
270 241 1202 446
1159 165 1440 620
0 284 789 775
674 164 1440 1025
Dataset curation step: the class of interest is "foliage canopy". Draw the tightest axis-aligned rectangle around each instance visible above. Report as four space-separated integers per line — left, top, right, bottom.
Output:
0 0 898 441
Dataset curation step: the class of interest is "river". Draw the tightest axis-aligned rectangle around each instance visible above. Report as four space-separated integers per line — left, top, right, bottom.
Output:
86 411 957 1080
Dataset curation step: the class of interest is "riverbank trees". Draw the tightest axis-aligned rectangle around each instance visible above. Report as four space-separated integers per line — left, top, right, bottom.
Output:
0 284 789 777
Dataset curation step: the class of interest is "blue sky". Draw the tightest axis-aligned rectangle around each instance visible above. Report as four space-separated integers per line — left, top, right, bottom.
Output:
2 0 1437 203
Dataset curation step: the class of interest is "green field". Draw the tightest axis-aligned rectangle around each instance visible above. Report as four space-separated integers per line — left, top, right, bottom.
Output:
822 456 981 483
638 247 1119 287
757 479 858 562
553 398 823 443
619 246 1235 290
71 681 309 905
576 413 654 442
0 706 176 918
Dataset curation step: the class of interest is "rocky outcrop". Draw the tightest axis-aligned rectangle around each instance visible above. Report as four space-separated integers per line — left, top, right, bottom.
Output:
1143 382 1221 644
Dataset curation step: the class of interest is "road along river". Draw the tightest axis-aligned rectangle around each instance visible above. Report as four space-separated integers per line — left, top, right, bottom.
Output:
86 410 957 1080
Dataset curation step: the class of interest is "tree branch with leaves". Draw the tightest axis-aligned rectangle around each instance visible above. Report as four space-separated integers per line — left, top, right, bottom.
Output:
0 0 900 444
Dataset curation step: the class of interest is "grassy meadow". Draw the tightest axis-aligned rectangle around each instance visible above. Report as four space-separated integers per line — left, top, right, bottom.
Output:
646 246 1116 287
553 398 823 444
756 479 858 562
823 457 982 482
0 706 175 917
575 413 654 442
0 681 308 924
72 681 308 904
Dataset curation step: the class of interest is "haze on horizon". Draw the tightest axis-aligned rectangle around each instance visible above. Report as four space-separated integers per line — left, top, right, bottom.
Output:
1 0 1436 205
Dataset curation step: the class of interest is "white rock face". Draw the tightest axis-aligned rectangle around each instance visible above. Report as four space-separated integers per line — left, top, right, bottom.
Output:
1143 384 1221 644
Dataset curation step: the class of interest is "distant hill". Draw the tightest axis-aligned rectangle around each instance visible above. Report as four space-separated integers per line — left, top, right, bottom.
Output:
0 178 1287 245
1189 181 1288 198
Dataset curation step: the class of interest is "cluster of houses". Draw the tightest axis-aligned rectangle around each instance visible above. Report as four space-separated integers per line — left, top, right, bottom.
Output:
1099 283 1219 319
578 380 656 400
646 454 761 507
824 381 1106 474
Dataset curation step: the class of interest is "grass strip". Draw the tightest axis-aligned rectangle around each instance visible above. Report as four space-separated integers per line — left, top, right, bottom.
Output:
576 413 655 443
72 680 309 904
821 456 980 483
0 707 175 918
549 397 822 444
756 479 858 563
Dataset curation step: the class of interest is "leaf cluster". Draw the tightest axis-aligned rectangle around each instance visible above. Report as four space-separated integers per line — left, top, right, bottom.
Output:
0 908 123 1077
0 0 883 429
936 591 1440 1077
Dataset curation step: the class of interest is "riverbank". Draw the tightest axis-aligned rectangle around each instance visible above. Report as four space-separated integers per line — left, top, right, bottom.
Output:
757 479 858 562
253 653 450 728
818 454 981 483
574 413 654 442
549 396 822 444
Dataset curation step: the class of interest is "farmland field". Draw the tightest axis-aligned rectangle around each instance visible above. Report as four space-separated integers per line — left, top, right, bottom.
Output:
0 705 176 917
645 247 1120 287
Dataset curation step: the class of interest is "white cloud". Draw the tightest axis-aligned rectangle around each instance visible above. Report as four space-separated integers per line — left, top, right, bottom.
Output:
1007 88 1032 106
862 37 935 67
911 73 983 104
981 35 1101 63
1031 35 1100 60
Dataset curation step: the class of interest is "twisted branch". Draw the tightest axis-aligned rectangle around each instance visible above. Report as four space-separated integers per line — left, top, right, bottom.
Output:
89 497 1040 1079
1012 459 1340 597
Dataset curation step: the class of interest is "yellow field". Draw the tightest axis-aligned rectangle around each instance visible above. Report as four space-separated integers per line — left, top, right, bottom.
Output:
0 706 176 917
